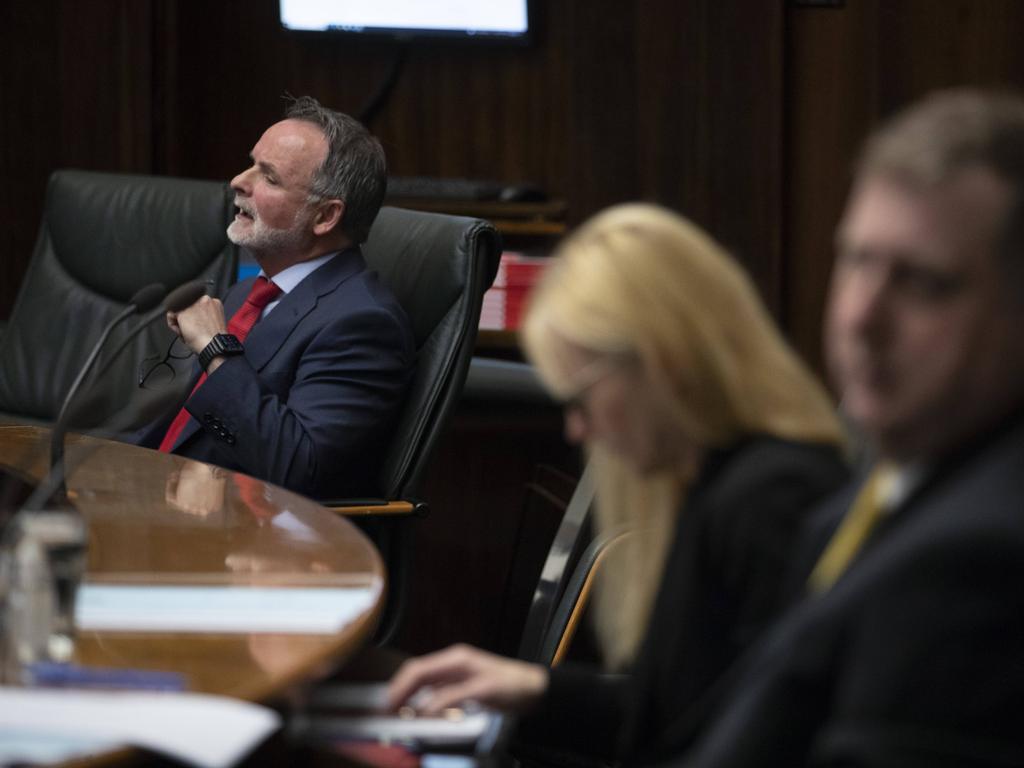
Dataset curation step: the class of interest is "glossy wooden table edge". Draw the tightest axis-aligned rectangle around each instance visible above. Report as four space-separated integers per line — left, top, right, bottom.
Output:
61 590 386 768
0 425 388 758
58 625 389 768
0 425 389 764
236 572 388 704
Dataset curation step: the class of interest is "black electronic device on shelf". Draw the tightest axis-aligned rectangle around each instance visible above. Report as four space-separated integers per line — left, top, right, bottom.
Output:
387 176 547 203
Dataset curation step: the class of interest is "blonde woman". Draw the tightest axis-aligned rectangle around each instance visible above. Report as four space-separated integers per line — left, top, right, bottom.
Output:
388 204 847 764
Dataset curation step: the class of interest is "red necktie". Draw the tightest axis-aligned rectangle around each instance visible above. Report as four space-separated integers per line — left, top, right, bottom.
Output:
158 277 282 452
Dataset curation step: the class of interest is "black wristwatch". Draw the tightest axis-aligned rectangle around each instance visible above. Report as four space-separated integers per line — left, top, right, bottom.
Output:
198 333 244 371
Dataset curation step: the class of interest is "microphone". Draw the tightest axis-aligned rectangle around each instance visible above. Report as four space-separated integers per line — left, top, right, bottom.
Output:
95 280 208 372
53 283 167 437
164 280 209 313
126 283 168 312
46 280 208 496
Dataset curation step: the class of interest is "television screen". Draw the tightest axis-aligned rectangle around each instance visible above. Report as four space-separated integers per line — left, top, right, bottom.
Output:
280 0 531 43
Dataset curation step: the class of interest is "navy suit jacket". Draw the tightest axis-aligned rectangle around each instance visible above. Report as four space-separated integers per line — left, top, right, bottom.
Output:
137 248 415 499
671 414 1024 767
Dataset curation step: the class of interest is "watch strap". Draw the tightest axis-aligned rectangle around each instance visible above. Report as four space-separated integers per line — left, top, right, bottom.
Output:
198 333 244 371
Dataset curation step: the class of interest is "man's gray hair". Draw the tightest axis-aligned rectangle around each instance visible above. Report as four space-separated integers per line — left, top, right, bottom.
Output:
285 95 386 244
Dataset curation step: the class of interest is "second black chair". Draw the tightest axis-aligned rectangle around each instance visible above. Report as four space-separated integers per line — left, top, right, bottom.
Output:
321 206 501 643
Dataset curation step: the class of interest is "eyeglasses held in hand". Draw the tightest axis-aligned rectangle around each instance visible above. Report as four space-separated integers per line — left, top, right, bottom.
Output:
138 337 193 389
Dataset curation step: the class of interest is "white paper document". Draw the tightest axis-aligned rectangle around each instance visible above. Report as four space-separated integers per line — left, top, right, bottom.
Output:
0 687 279 767
76 584 377 633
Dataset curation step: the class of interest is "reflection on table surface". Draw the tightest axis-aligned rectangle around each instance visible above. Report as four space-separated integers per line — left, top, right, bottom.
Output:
0 425 385 702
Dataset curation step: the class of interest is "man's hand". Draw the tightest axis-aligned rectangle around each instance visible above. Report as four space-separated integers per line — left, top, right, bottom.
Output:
167 296 228 369
387 644 549 716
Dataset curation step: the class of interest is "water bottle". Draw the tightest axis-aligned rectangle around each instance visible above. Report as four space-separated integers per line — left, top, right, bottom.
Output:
4 529 57 680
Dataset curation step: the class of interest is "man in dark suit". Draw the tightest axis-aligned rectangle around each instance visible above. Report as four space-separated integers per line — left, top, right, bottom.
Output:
137 97 414 499
673 90 1024 766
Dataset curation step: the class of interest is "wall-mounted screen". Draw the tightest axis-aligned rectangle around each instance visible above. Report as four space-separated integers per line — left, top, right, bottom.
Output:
280 0 531 43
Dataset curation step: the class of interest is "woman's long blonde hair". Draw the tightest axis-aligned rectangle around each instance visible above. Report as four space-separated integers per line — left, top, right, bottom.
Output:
521 204 844 669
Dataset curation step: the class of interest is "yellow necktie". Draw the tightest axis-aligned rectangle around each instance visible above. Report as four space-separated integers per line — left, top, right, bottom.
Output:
807 465 897 593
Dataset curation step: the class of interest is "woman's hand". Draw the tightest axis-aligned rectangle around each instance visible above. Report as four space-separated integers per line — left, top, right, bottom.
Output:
387 644 549 716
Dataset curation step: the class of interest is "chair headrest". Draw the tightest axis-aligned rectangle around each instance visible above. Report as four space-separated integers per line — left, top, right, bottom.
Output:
47 170 234 302
361 206 501 496
363 207 501 350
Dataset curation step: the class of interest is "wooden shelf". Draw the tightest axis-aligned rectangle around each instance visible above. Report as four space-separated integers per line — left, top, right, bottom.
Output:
384 199 565 357
385 198 567 238
492 219 567 236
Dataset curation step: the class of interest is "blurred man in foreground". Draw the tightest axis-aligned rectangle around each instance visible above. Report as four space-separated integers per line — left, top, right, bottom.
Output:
678 88 1024 767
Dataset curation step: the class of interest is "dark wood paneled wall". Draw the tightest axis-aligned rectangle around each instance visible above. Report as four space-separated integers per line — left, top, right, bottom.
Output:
1 0 783 318
6 1 1024 363
0 1 155 315
784 0 1024 371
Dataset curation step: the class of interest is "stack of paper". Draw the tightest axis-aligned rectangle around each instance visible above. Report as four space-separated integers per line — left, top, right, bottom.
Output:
0 687 280 767
77 584 378 634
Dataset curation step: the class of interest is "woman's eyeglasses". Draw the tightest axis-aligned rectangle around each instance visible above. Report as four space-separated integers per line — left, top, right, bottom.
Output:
560 355 631 416
138 337 193 389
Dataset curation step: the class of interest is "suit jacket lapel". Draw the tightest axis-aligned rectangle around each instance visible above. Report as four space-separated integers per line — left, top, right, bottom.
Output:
222 275 253 320
166 279 253 451
171 249 366 453
244 248 366 371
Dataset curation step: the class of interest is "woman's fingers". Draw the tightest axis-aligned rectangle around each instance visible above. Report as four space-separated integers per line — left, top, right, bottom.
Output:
387 644 548 715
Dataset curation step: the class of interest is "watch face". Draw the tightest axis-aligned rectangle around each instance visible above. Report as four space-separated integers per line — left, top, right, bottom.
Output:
218 334 243 353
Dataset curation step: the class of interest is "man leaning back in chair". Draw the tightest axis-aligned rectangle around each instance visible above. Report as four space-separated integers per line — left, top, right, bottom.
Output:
135 96 415 499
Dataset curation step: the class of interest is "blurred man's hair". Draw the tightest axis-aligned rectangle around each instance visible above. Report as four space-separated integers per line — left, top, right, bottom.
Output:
858 89 1024 290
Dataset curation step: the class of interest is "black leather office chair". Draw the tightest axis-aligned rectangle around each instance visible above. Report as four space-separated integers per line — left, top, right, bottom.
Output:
323 206 502 643
0 169 238 431
495 444 634 668
293 463 609 766
516 462 598 665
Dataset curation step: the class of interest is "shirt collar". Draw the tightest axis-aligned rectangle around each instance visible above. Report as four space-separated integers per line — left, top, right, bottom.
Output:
879 461 927 513
259 251 338 295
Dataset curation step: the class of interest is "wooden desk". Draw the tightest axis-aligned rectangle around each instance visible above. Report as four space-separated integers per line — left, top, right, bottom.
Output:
0 425 385 704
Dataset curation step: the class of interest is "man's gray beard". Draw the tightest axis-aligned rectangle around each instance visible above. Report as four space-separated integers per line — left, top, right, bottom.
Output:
227 213 309 257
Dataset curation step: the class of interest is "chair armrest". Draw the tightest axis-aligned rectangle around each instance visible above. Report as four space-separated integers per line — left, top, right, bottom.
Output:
545 529 631 666
320 498 429 518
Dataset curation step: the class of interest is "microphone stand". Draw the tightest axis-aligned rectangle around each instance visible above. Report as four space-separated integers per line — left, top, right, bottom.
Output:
46 284 167 504
42 281 204 510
